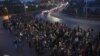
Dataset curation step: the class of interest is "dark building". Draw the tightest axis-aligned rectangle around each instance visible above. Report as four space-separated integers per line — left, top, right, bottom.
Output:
62 0 100 17
0 1 4 15
87 0 100 15
3 0 24 14
0 1 3 6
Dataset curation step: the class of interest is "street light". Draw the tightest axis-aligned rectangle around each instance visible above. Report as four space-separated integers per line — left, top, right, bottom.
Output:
24 5 28 14
4 7 9 20
35 5 39 8
48 1 51 5
66 2 69 5
4 7 8 15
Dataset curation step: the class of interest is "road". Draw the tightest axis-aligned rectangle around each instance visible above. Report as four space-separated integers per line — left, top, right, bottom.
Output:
41 3 100 33
48 12 100 33
0 18 37 56
0 2 100 56
0 19 14 56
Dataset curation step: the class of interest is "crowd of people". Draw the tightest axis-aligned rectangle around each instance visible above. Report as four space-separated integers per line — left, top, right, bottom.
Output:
3 14 100 56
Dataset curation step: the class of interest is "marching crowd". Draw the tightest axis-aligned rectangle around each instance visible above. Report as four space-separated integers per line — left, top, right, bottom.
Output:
3 14 100 56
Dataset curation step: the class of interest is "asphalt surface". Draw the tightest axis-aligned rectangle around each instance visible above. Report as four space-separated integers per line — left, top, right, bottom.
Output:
0 18 37 56
49 12 100 33
0 9 100 56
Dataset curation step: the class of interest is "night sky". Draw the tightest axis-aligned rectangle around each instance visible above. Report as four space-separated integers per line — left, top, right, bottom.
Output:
21 0 35 2
0 0 35 2
0 0 95 2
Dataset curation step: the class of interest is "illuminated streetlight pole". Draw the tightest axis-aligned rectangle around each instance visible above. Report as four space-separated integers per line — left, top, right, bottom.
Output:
48 1 51 5
35 5 39 8
4 7 8 15
24 5 28 14
4 7 9 20
24 3 28 14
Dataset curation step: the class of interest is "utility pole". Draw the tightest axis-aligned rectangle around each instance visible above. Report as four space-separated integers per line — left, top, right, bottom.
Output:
85 0 87 18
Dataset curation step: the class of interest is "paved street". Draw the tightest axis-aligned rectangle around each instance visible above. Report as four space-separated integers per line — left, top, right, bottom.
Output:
0 18 14 56
40 2 100 33
0 0 100 56
0 11 100 56
0 18 37 56
49 12 100 33
0 2 100 55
